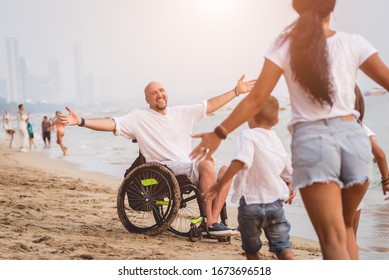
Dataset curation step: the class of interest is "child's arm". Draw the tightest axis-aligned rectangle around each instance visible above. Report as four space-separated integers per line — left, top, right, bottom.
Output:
285 181 297 204
370 136 389 199
281 155 295 204
202 160 244 202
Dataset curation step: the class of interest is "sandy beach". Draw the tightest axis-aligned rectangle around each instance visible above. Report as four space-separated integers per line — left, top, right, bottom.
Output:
0 139 321 260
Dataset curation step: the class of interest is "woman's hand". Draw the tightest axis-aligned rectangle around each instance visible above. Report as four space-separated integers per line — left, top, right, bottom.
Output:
190 132 222 161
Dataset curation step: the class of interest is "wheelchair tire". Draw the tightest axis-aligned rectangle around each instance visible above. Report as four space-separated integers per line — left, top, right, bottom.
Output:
117 163 180 236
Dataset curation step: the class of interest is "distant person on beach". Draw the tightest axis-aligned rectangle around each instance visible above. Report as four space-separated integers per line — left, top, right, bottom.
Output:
27 121 36 150
15 104 30 152
2 110 15 147
54 111 67 156
190 0 389 259
353 85 389 236
204 96 296 260
59 76 255 236
41 116 52 148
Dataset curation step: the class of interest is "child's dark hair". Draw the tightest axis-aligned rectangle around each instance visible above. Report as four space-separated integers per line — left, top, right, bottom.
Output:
253 96 279 126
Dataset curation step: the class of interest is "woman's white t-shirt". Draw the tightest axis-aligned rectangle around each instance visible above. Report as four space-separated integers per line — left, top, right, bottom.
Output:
265 32 377 130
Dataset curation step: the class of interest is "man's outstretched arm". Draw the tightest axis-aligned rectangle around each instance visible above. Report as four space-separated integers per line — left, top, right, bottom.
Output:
206 75 256 114
59 106 116 132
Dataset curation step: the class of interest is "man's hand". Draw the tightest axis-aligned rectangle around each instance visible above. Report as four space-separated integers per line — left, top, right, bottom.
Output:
59 106 81 126
235 74 256 96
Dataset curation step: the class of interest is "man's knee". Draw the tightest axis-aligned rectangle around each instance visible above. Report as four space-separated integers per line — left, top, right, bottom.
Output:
198 160 215 176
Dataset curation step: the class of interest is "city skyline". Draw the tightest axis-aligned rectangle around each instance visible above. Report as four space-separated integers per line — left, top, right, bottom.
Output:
0 0 389 106
0 37 106 105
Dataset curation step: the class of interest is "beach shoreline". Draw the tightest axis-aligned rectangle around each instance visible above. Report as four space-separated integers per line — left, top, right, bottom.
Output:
0 139 321 260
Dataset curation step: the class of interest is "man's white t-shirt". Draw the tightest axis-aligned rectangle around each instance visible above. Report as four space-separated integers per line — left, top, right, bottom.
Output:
113 101 206 163
231 128 292 205
265 32 377 130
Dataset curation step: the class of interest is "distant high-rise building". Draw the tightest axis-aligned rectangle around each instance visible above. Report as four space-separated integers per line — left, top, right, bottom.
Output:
48 59 61 102
73 43 86 105
0 79 7 103
20 57 30 102
29 75 50 103
86 73 97 105
6 37 23 103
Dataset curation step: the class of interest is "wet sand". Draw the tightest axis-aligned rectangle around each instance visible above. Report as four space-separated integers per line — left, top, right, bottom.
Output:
0 140 321 260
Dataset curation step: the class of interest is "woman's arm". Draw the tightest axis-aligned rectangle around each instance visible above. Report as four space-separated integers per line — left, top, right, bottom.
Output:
191 59 283 160
360 53 389 91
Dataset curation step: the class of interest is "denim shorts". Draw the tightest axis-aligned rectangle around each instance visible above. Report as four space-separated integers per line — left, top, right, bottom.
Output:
291 116 372 190
238 197 292 254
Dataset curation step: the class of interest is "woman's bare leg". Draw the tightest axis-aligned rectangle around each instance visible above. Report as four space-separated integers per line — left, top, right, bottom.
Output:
300 182 349 259
341 181 369 259
353 210 361 237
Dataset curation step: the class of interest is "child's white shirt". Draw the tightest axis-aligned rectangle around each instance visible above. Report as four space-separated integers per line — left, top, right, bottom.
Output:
231 128 292 204
362 123 375 137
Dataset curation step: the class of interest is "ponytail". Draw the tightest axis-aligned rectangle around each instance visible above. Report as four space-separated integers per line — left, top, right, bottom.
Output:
280 0 336 107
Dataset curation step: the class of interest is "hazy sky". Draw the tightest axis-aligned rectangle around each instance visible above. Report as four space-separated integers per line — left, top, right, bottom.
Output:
0 0 388 105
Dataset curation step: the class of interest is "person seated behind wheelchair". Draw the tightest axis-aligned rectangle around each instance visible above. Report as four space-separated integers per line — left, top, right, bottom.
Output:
59 75 255 237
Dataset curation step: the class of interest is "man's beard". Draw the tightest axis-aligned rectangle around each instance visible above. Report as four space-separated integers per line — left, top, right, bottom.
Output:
156 101 167 111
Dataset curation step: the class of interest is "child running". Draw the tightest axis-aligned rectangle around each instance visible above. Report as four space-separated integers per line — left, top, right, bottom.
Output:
54 111 67 156
27 121 36 150
204 96 296 260
353 86 389 236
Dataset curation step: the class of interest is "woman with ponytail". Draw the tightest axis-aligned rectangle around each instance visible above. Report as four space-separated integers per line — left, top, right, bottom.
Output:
192 0 389 259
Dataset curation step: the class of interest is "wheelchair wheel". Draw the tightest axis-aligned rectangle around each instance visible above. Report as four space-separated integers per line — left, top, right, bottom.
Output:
188 226 202 242
169 184 202 237
117 163 180 236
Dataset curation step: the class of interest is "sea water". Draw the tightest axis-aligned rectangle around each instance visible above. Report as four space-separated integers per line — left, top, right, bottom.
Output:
17 95 389 260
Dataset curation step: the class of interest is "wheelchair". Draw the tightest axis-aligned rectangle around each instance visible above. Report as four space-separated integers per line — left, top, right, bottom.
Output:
116 147 230 242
